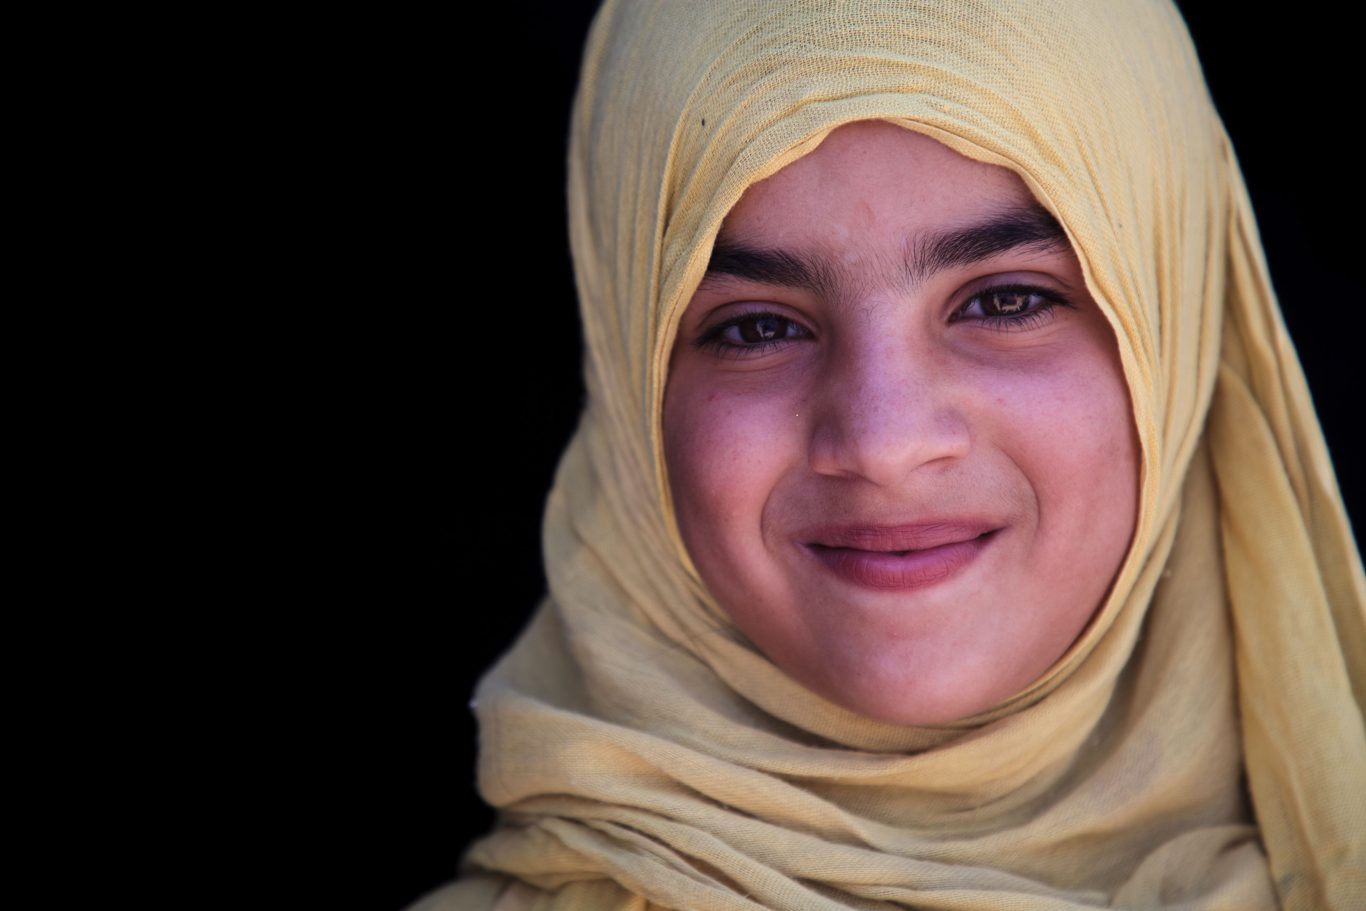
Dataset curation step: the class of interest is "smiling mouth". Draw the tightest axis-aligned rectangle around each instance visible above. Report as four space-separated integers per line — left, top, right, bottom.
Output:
802 524 999 591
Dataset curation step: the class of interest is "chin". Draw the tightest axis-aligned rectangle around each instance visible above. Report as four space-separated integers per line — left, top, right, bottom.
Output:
802 647 1021 727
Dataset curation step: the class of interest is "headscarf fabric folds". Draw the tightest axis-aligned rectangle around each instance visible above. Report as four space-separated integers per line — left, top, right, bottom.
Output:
436 2 1366 909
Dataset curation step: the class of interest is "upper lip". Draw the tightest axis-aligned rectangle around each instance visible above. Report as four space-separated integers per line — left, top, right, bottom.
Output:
799 520 1000 553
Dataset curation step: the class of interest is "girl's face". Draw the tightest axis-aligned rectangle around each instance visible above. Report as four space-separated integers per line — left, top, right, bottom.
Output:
663 121 1140 725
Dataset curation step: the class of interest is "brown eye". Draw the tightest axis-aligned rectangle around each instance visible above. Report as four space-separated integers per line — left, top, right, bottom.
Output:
697 312 813 354
982 290 1036 315
735 315 793 343
954 284 1069 329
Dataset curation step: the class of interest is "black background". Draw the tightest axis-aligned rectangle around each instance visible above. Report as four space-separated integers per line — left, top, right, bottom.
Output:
320 4 1361 907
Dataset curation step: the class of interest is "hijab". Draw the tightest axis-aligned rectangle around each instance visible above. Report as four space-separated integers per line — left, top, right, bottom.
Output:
430 1 1366 908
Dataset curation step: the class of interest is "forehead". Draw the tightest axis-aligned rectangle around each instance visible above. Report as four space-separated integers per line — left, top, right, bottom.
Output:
717 121 1039 253
696 121 1073 308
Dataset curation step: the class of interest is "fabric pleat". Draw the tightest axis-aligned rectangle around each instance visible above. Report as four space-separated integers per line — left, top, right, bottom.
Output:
418 2 1365 908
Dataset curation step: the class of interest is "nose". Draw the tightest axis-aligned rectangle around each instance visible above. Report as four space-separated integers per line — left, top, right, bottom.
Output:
806 338 970 486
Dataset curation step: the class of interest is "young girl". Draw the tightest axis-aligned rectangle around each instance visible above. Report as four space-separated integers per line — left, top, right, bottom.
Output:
422 1 1365 907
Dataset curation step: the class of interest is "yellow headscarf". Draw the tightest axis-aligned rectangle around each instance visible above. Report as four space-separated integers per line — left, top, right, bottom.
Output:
429 1 1366 908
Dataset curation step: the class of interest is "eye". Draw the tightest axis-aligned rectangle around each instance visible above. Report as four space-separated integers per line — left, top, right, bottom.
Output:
696 311 812 355
953 283 1070 330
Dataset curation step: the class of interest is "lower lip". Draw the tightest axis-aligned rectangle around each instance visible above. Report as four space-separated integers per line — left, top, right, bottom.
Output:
805 534 992 591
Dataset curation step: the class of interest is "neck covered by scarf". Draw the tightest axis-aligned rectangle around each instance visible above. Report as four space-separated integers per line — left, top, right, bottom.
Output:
432 2 1366 908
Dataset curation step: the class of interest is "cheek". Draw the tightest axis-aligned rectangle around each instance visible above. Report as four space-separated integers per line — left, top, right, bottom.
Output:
1054 351 1137 494
666 382 775 529
662 372 803 557
996 343 1139 561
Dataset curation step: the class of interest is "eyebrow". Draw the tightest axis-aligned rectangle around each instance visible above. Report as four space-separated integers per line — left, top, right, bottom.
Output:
703 204 1069 294
701 243 841 300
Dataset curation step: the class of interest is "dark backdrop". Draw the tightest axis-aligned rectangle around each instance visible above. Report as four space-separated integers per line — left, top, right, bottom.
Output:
337 5 1361 908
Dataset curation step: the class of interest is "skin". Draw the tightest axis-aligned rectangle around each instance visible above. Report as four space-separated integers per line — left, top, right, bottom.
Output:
663 121 1140 726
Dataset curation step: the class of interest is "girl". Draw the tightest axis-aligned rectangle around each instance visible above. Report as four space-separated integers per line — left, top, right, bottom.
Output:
424 1 1365 907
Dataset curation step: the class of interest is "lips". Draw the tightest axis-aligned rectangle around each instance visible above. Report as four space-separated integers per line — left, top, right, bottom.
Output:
800 521 999 591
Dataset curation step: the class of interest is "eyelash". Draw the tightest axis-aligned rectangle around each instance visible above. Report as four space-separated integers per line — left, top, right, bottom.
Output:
696 311 813 357
952 283 1071 332
695 283 1069 355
